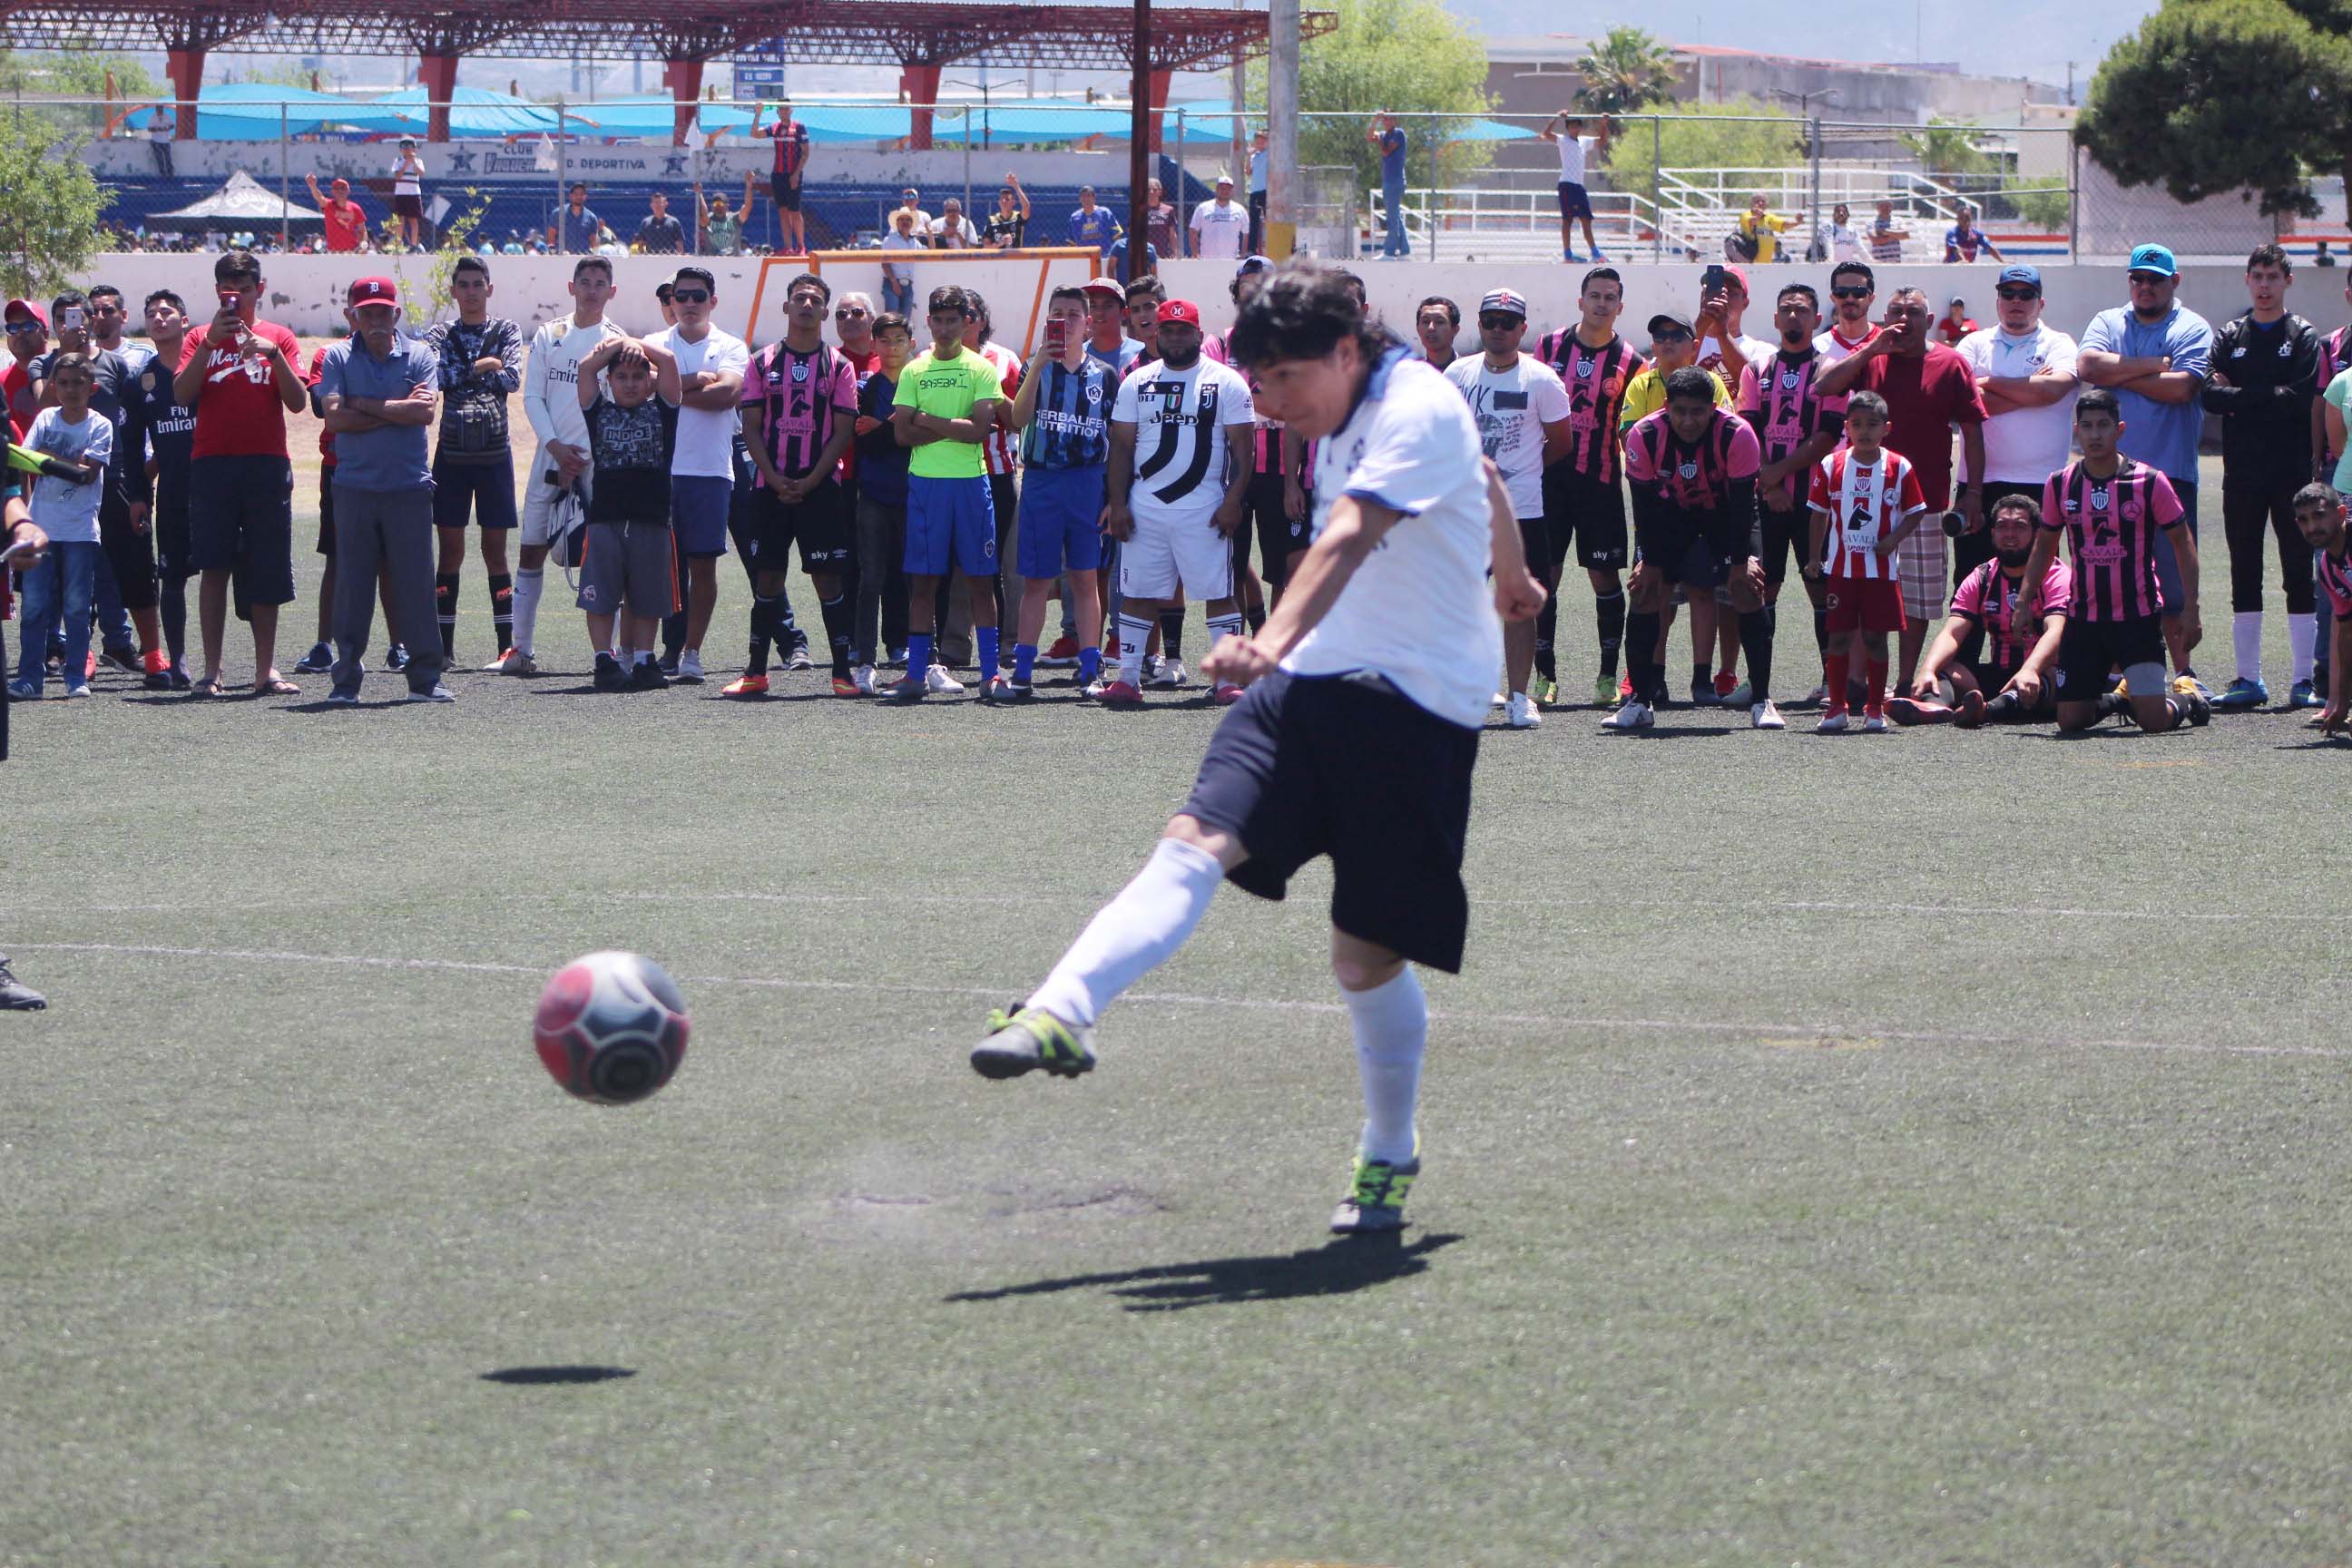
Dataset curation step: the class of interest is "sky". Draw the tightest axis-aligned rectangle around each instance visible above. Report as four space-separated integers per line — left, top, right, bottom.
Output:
1455 0 2162 91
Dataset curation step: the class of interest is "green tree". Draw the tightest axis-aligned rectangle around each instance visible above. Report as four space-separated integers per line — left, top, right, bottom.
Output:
0 107 105 299
1574 27 1681 115
0 48 161 138
2077 0 2352 217
1297 0 1494 190
1600 99 1807 211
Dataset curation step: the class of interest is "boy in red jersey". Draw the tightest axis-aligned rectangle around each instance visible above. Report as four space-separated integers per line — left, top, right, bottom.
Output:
1804 390 1926 731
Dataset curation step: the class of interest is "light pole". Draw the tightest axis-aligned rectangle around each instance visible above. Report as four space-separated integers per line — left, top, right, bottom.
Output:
1769 85 1838 243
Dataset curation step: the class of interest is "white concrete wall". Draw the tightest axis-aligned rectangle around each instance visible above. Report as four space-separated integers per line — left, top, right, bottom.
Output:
74 250 2306 348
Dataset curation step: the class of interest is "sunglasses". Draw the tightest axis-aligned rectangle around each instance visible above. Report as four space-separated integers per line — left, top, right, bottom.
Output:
4 319 45 336
2128 271 2170 285
1651 330 1693 346
1995 287 2040 300
835 307 867 318
1830 286 1872 299
1478 315 1522 329
671 289 710 303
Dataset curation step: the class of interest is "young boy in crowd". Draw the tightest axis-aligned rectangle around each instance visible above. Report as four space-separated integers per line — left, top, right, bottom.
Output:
849 310 915 684
9 353 112 699
1805 389 1927 732
573 336 682 691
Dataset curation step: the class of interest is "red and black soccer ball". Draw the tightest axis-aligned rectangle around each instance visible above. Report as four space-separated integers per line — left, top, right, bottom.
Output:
534 951 691 1105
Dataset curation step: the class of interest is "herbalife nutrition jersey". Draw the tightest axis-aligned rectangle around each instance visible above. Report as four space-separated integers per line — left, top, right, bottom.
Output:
1111 358 1255 516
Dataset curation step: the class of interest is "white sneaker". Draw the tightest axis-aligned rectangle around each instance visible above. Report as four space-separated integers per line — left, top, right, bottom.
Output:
851 663 878 695
1148 658 1187 689
64 682 92 699
925 664 966 696
1602 700 1654 730
1817 709 1850 733
1750 700 1785 730
1505 691 1540 729
489 648 538 675
676 650 706 685
1863 710 1889 733
1493 690 1508 710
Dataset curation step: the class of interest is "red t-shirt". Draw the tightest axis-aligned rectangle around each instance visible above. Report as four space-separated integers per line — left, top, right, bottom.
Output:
1851 345 1986 509
180 317 302 460
306 344 338 466
2 361 35 441
321 199 367 253
1936 316 1977 346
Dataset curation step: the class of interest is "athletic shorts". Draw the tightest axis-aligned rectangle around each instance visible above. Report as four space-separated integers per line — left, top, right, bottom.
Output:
1234 469 1307 586
750 477 853 573
1542 467 1629 571
1182 668 1480 974
315 474 337 556
575 518 680 618
1016 466 1105 578
990 472 1018 566
2054 613 2166 703
98 492 158 612
521 465 590 549
1895 526 1947 623
1515 515 1550 586
393 193 424 220
187 453 296 608
1557 181 1594 220
1823 575 1906 635
2153 478 2199 618
1121 505 1234 602
1757 492 1813 585
1637 509 1747 591
431 452 518 531
670 474 733 558
769 174 802 213
904 474 996 576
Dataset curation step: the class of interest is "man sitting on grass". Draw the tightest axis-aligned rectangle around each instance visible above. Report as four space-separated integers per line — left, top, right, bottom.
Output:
1890 494 2071 727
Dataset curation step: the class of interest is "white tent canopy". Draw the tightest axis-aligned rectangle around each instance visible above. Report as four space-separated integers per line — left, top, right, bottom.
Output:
151 170 322 227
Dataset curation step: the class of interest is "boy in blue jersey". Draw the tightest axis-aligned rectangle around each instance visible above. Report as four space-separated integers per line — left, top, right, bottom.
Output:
1004 286 1112 699
1068 187 1123 258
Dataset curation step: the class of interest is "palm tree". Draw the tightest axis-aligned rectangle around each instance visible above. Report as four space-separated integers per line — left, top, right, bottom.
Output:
1575 26 1680 115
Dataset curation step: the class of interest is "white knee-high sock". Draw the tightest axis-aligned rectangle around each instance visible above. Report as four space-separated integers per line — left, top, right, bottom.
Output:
1117 612 1153 686
1027 838 1224 1029
1206 611 1244 661
512 568 544 656
2233 610 2263 683
1346 965 1426 1166
2289 612 2318 684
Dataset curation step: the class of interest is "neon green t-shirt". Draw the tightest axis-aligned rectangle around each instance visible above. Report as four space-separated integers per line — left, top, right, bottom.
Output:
900 348 1003 480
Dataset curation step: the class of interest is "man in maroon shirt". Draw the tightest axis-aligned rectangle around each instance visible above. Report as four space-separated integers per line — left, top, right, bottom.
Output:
1818 285 1987 686
171 250 310 696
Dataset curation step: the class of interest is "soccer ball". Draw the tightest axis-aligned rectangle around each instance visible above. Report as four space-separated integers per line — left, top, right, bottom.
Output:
533 951 691 1105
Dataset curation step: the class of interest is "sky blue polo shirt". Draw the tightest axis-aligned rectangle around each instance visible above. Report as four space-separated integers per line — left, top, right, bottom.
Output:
317 334 439 491
2079 301 2213 485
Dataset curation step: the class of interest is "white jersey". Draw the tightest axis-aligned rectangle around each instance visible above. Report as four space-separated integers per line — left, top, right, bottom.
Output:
647 323 749 479
1284 349 1501 730
1111 357 1255 519
523 312 625 456
1955 323 2081 485
1554 132 1594 185
1444 353 1568 520
1189 199 1250 260
1813 325 1879 366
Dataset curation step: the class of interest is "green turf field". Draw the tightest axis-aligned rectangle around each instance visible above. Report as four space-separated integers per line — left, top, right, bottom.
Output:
8 455 2352 1567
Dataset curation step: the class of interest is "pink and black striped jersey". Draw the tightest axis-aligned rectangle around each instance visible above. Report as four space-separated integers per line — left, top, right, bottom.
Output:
1623 407 1761 514
1806 447 1926 581
2318 324 2352 465
1532 329 1642 485
1952 557 2073 667
1737 348 1846 503
2038 458 2185 622
741 341 857 482
2318 543 2352 621
1205 328 1285 475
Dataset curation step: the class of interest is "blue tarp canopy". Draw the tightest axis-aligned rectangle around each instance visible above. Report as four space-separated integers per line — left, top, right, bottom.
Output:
582 96 906 142
372 86 569 137
123 84 425 140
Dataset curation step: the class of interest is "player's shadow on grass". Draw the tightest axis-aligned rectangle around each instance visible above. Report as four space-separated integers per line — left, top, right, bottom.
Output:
946 1231 1462 1312
480 1365 636 1385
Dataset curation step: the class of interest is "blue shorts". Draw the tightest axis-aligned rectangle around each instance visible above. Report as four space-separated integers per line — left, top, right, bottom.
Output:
1016 466 1106 578
431 451 518 530
671 475 733 558
905 474 997 576
1557 181 1594 220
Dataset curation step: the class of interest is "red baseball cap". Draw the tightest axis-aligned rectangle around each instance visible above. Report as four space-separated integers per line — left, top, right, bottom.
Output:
4 298 49 328
347 276 401 308
1156 299 1202 327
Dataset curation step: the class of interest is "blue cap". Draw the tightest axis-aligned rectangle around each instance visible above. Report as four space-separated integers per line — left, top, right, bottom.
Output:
2127 243 2178 278
1997 263 2042 290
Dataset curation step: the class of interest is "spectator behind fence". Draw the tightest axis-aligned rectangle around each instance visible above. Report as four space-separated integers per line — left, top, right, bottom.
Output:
1144 179 1183 262
1248 130 1270 253
306 174 370 254
635 193 687 256
982 175 1030 250
699 174 755 257
750 99 812 255
389 138 426 250
1368 113 1408 259
881 208 925 316
1191 176 1249 261
1068 187 1122 259
551 183 602 254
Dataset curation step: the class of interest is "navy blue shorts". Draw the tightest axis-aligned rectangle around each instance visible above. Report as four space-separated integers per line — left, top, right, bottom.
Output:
1182 669 1480 974
1557 181 1594 220
905 474 997 576
670 474 733 558
189 453 296 607
1016 466 1106 577
432 452 518 531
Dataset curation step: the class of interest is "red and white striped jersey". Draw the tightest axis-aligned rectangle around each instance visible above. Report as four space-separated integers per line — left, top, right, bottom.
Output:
978 340 1022 475
1807 446 1926 581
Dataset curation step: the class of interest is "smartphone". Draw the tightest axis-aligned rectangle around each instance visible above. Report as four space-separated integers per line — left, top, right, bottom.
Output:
60 306 84 332
1044 315 1069 357
1700 263 1728 292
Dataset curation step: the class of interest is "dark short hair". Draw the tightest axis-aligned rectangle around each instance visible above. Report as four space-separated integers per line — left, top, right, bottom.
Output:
572 255 612 283
965 288 993 322
143 288 186 314
50 289 86 316
2248 242 2292 276
1989 492 2043 526
927 284 972 318
1662 366 1715 405
2076 387 2122 421
1845 388 1890 421
214 250 261 284
1229 260 1393 371
1122 277 1162 304
654 281 675 304
784 270 829 303
45 349 92 378
1580 266 1622 294
1887 285 1931 308
2294 481 2340 513
872 310 913 338
1338 270 1367 306
569 181 588 194
87 284 122 307
672 265 717 295
1048 285 1088 310
451 253 490 282
1777 282 1818 310
1416 295 1460 327
1830 261 1875 292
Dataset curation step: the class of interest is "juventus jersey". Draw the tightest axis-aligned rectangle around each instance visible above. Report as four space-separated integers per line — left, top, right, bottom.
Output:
1111 358 1255 516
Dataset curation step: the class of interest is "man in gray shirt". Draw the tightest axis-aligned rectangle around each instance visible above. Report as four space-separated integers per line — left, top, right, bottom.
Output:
315 276 451 702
